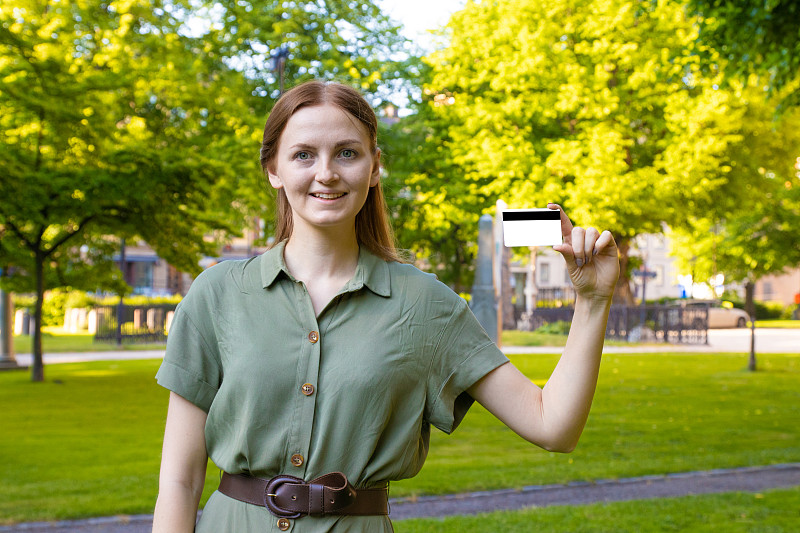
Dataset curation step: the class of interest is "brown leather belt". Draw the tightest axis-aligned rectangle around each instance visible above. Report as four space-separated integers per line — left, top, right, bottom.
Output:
219 471 389 518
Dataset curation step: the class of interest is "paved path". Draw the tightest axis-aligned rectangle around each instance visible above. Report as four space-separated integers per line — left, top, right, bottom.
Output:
507 327 799 355
8 328 799 369
1 463 798 532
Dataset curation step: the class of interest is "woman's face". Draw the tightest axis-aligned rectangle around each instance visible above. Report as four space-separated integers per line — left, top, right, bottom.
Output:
267 104 381 237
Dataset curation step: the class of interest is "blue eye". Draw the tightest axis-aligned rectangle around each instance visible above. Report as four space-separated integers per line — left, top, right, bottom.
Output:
340 149 356 158
295 151 310 160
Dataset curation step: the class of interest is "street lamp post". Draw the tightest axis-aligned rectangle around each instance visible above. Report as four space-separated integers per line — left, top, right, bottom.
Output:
271 46 289 95
116 238 126 346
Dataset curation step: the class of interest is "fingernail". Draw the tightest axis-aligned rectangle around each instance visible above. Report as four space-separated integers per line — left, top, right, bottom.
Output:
576 258 585 267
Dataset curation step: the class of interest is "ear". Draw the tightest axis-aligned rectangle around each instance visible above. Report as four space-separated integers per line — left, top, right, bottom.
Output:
369 148 382 187
267 164 283 190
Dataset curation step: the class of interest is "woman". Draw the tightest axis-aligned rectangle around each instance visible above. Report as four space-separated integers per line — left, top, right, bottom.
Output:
153 81 619 532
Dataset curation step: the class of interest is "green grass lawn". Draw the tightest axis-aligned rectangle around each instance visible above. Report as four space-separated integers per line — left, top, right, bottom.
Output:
756 320 800 329
394 487 800 532
12 327 166 353
1 352 798 524
500 330 639 347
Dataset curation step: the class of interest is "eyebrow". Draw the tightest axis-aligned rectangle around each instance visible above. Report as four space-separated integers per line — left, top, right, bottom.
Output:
288 139 365 151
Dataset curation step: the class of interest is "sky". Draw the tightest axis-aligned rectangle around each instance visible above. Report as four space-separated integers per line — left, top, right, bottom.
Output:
379 0 467 52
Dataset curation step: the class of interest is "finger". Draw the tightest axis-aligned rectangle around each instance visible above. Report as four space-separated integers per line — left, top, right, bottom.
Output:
584 227 600 262
547 203 574 242
571 226 586 267
592 230 616 255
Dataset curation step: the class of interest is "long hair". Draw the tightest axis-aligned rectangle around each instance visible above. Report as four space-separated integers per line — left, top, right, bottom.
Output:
260 81 402 263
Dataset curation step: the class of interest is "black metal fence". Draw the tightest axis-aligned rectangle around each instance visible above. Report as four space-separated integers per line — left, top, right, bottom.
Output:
536 287 576 307
515 303 709 344
94 304 177 344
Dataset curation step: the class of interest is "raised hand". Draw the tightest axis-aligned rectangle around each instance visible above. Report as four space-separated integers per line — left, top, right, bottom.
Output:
548 203 620 301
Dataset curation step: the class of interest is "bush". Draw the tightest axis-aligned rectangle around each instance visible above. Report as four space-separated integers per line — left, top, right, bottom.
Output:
781 304 799 320
13 294 35 313
41 290 70 326
727 298 786 320
93 294 182 307
12 291 183 329
534 320 571 335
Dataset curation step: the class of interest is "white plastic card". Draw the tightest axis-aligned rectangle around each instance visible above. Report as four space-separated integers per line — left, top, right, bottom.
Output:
502 208 563 247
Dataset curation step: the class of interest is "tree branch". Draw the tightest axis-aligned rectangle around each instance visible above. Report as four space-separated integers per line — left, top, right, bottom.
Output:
42 216 96 260
4 221 37 250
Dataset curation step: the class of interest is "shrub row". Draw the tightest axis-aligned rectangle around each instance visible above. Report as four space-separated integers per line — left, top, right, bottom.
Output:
13 290 182 327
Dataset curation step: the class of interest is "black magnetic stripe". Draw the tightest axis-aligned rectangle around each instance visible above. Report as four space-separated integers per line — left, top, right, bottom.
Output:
502 210 561 221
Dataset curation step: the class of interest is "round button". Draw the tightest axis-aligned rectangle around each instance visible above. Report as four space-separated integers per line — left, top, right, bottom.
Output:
277 517 291 531
301 383 315 396
308 331 319 343
291 453 304 467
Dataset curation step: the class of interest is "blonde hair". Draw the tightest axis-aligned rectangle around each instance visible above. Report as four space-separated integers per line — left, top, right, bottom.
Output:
260 81 401 262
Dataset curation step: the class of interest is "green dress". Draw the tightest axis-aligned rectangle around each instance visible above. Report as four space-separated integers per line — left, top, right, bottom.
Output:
156 241 509 532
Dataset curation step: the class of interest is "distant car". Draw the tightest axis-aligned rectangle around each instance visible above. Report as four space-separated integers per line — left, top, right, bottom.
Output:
681 300 750 329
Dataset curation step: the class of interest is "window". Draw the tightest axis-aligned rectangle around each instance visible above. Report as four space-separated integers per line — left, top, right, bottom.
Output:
130 262 154 294
762 282 773 300
540 263 550 284
654 265 665 286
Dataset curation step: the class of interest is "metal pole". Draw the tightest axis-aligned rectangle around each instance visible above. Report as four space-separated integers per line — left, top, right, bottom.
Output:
746 280 756 371
749 318 757 371
116 238 126 346
279 58 285 95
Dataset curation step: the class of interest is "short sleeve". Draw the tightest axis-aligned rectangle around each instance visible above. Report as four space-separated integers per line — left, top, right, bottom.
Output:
426 297 509 434
156 274 223 412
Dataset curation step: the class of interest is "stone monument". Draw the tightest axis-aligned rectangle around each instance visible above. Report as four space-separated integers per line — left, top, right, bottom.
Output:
0 288 19 369
471 214 498 344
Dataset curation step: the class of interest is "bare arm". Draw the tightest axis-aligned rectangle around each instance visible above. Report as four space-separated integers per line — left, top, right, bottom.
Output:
468 204 619 452
152 392 209 533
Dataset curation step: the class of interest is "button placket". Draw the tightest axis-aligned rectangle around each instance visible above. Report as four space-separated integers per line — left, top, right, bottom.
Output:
287 282 322 477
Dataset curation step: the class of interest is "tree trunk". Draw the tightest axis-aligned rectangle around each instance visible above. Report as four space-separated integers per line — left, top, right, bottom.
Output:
614 239 634 305
32 252 45 382
745 280 756 372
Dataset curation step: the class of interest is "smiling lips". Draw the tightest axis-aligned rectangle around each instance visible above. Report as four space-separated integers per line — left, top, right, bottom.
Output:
311 192 346 199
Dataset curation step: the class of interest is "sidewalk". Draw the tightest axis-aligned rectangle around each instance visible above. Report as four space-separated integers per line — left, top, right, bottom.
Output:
1 463 798 532
505 328 800 355
8 327 799 368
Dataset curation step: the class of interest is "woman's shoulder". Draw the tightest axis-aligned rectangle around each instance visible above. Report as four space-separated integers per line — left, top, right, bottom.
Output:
181 257 257 304
386 261 466 305
387 260 440 286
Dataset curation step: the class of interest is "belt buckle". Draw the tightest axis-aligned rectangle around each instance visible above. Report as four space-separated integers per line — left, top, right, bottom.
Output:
264 475 303 518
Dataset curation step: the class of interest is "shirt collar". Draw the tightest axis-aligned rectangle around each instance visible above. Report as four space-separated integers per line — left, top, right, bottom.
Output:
260 240 391 298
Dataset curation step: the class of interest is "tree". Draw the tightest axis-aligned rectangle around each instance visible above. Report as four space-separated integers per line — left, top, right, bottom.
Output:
668 83 800 371
381 92 488 294
177 0 419 233
0 0 415 382
406 0 745 300
0 0 256 381
687 0 800 107
669 78 800 316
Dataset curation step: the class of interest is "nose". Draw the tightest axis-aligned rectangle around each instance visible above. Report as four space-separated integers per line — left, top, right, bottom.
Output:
316 159 339 184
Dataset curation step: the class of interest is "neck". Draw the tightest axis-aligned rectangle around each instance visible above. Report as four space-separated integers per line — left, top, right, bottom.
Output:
283 225 360 283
